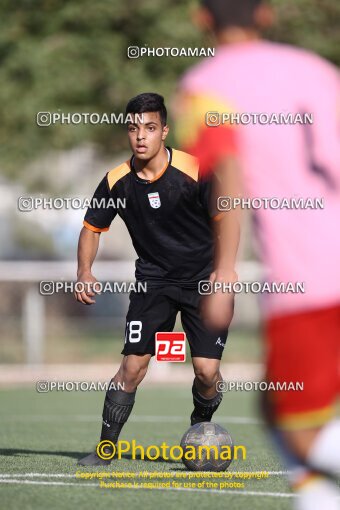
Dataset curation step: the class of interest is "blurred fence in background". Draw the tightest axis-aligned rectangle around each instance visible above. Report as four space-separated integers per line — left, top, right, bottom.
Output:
0 260 263 366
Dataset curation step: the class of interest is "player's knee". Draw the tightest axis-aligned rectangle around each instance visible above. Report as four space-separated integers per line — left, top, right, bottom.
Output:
123 367 144 386
194 365 220 388
122 358 149 388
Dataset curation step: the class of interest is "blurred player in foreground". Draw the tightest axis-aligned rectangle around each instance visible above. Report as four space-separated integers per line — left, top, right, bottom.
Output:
75 92 239 465
174 0 340 508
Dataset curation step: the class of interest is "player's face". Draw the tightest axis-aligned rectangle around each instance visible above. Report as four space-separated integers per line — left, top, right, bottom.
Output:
127 111 169 160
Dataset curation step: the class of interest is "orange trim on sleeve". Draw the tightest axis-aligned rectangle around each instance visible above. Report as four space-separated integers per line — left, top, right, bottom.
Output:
83 220 109 233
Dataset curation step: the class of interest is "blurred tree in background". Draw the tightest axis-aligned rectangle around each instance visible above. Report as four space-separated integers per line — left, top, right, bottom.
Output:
0 0 339 177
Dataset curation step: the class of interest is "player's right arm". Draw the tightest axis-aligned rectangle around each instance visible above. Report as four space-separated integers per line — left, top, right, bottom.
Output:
75 173 117 305
75 227 101 305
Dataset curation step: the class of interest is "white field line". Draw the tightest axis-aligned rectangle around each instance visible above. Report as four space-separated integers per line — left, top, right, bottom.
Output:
0 478 296 497
0 415 262 425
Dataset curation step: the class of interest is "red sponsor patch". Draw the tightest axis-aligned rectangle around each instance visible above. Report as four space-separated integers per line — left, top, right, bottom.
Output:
155 332 186 362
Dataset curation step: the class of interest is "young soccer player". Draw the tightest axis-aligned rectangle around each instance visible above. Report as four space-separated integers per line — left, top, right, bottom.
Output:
75 93 239 466
174 1 340 508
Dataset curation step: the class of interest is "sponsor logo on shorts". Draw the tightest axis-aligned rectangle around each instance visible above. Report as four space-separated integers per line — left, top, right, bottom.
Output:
155 332 186 362
216 337 225 347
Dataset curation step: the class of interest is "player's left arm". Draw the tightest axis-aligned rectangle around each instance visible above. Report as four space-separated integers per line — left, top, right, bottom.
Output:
200 157 242 330
211 154 242 283
172 86 241 280
173 88 242 328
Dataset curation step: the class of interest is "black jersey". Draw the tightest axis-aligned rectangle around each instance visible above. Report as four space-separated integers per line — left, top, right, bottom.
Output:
83 147 217 288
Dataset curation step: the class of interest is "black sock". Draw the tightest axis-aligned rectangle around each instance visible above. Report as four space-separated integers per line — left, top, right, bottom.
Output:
191 379 223 425
100 385 136 444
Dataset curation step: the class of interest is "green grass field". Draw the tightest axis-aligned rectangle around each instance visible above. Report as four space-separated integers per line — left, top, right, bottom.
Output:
0 385 295 510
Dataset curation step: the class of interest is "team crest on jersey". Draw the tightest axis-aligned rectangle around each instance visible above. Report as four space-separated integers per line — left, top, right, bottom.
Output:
148 192 161 209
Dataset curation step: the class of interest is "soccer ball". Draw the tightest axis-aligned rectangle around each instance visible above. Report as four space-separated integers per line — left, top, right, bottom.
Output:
180 422 233 471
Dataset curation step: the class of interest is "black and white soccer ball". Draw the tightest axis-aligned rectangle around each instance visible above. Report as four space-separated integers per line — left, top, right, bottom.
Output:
180 422 233 472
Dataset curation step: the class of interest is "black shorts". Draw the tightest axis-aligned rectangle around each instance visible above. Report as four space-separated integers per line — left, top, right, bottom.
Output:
121 285 229 360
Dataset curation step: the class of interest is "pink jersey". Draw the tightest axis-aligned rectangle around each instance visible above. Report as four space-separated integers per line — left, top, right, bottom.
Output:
177 40 340 318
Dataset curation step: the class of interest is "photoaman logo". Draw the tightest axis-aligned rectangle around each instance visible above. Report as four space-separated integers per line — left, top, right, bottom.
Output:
96 439 246 462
